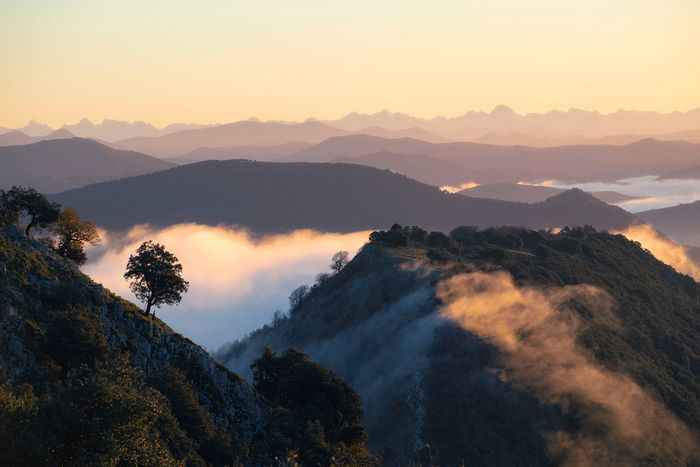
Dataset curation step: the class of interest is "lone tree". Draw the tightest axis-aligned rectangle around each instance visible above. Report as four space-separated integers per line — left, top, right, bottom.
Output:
124 241 189 316
0 186 60 236
49 207 100 265
330 250 349 275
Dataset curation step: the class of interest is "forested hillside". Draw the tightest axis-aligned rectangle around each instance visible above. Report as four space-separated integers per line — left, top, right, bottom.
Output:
219 225 700 466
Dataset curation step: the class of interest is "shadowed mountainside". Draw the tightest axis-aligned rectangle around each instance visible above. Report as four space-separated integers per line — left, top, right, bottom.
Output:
52 160 641 233
284 135 700 183
459 183 641 204
0 138 174 193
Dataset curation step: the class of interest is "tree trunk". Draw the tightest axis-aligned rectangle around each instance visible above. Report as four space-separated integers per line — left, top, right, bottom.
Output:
24 217 36 237
145 300 152 316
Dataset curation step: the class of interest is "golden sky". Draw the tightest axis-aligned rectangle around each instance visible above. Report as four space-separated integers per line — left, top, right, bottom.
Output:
1 0 699 127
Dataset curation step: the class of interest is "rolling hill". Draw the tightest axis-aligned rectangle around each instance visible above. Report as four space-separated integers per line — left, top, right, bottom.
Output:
169 140 314 165
0 128 77 147
330 151 475 187
658 164 700 180
0 138 174 193
284 135 700 183
459 182 641 204
52 160 640 233
639 200 700 247
114 120 350 157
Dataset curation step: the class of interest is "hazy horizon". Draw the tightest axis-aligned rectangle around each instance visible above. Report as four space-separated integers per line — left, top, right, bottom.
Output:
3 0 699 128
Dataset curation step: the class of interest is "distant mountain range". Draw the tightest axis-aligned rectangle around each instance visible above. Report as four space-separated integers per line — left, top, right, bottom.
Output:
472 128 700 147
5 107 700 147
459 183 642 204
283 135 700 183
52 160 640 233
0 138 174 193
323 106 700 141
639 201 700 247
0 119 211 142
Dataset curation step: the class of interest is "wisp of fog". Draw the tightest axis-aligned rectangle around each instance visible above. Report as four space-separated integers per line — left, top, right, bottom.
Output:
83 223 370 348
437 271 699 466
615 224 700 281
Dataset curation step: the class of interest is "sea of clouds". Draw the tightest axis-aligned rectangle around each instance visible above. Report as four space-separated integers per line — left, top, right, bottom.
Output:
83 224 370 349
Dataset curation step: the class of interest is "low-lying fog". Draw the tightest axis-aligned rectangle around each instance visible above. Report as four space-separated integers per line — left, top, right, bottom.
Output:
83 224 370 349
537 176 700 212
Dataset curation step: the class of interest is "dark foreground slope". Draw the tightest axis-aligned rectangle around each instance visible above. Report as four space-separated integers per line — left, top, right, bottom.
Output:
0 228 372 466
52 160 640 233
218 226 700 466
0 138 174 193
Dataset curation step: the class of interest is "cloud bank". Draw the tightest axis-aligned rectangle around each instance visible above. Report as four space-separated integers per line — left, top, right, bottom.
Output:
437 271 699 466
615 224 700 281
83 224 370 349
538 176 700 212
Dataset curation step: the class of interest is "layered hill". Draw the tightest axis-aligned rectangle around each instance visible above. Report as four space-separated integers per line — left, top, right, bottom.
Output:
639 200 700 247
459 183 640 204
0 128 77 147
52 160 640 233
284 135 700 183
0 138 174 193
0 227 372 465
114 120 349 157
217 225 700 466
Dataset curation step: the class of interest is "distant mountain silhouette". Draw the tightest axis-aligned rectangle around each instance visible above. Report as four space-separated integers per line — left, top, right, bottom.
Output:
0 128 76 147
472 128 700 147
639 201 700 247
658 164 700 180
0 138 174 193
324 107 700 141
352 126 449 143
331 151 474 186
460 183 641 204
114 121 350 157
61 118 211 142
284 135 700 183
169 141 314 164
52 160 640 233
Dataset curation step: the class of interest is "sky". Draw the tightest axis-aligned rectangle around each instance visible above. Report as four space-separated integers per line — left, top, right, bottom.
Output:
1 0 699 127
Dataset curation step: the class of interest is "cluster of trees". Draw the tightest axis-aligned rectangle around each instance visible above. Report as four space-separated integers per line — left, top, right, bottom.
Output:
251 348 375 465
0 186 99 265
0 186 188 318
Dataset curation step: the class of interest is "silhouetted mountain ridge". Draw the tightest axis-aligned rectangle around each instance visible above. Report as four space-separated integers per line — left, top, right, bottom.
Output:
52 159 641 233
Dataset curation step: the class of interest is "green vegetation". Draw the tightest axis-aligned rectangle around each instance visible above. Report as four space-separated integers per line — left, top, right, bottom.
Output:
252 348 375 466
0 227 375 466
0 186 100 265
